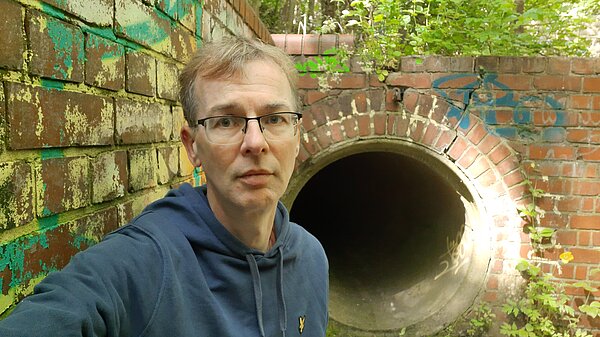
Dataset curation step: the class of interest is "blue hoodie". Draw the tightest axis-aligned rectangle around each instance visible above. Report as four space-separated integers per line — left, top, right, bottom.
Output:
0 184 329 337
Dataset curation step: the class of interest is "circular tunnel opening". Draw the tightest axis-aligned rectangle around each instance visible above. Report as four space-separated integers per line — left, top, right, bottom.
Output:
289 146 490 335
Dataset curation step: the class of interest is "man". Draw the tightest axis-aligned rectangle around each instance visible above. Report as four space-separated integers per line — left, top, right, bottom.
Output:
0 36 329 337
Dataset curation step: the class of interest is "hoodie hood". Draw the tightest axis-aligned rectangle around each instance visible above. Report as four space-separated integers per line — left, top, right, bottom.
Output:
144 183 291 336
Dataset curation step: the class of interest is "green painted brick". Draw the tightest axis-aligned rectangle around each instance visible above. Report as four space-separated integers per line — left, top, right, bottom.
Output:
85 33 126 91
115 0 173 56
43 0 113 26
28 9 85 82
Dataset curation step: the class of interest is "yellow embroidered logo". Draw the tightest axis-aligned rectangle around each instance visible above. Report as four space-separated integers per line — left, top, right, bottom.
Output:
298 315 306 334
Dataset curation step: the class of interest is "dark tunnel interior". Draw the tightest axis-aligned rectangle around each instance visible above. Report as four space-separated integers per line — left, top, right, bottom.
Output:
290 151 466 302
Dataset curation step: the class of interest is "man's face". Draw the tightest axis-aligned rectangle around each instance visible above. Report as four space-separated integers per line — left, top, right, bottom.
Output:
181 59 300 215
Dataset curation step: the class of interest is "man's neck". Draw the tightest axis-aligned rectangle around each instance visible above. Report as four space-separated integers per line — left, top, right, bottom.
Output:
207 192 278 252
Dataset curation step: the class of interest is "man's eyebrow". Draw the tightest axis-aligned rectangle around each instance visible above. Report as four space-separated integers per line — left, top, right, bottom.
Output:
208 102 294 114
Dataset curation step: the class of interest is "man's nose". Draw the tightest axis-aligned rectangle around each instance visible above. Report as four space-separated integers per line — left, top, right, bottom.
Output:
240 120 268 154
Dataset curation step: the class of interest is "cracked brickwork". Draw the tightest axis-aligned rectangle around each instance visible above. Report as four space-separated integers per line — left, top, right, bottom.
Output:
275 33 600 334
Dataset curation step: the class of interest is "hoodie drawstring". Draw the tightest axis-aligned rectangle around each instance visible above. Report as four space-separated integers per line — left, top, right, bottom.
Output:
277 246 287 337
246 247 288 337
246 254 266 337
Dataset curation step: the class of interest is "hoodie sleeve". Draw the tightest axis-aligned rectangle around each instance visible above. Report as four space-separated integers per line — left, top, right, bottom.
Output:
0 225 165 337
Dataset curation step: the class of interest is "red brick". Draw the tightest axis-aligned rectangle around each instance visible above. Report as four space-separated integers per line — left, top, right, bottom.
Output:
572 181 600 196
6 83 114 149
408 120 425 142
319 34 337 54
528 144 576 160
338 34 355 51
433 129 455 152
297 74 319 89
583 77 600 93
496 75 532 90
304 90 328 105
578 146 600 161
556 197 583 212
422 123 440 146
342 117 358 138
580 111 600 127
504 169 525 188
569 95 592 109
330 123 344 143
556 230 577 245
478 134 501 154
367 89 385 111
395 115 410 137
373 113 386 135
447 136 468 161
475 56 499 72
498 57 522 73
39 156 90 216
302 34 319 55
469 156 492 178
432 73 479 89
569 248 600 264
399 56 426 72
28 9 84 82
0 0 25 69
572 58 600 75
533 110 577 127
571 215 600 230
330 73 366 89
126 50 156 97
401 89 419 113
353 92 368 113
579 231 593 246
386 73 432 89
522 57 546 73
547 57 571 75
357 115 370 137
466 122 486 144
457 147 479 170
533 75 581 91
488 144 511 164
285 34 302 55
85 33 125 91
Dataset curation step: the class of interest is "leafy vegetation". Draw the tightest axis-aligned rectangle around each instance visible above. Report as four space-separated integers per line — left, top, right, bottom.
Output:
498 164 599 337
261 0 599 81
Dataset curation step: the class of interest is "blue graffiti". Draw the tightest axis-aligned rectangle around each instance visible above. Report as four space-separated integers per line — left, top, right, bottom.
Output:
432 73 565 139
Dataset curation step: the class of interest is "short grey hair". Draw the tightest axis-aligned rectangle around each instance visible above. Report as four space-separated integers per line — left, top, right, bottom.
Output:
178 36 299 126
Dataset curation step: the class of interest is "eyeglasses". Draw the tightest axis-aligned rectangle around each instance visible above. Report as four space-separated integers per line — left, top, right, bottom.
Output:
194 112 302 145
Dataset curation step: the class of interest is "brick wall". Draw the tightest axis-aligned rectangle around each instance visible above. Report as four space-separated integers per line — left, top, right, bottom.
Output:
274 33 600 333
0 0 267 315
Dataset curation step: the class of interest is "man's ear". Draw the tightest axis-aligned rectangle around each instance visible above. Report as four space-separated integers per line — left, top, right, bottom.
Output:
181 125 202 167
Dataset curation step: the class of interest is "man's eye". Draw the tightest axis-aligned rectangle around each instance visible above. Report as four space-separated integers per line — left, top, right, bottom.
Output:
264 115 285 125
214 117 237 128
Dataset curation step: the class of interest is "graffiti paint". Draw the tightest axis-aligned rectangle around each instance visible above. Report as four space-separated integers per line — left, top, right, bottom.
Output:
433 73 565 139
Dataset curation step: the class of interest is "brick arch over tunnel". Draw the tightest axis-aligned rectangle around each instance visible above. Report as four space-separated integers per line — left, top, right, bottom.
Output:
282 89 528 335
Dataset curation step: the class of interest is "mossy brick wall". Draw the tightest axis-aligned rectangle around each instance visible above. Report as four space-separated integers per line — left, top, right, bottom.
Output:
274 34 600 332
0 0 268 315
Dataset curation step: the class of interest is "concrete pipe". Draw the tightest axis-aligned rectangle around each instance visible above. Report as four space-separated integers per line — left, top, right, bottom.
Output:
285 140 492 336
